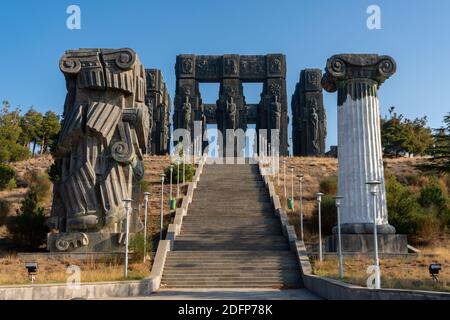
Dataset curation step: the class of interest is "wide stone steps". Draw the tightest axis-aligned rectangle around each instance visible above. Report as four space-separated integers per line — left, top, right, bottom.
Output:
160 163 302 289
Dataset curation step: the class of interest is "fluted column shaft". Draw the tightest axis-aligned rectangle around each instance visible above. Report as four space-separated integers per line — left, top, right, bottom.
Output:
337 80 387 225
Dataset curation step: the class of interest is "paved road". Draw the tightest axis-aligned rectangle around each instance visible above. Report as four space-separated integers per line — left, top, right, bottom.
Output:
110 289 321 300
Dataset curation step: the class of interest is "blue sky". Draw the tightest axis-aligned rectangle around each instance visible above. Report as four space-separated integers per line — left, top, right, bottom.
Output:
0 0 449 149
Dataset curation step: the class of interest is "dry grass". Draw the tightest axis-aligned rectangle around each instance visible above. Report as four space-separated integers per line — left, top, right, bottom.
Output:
0 255 149 285
312 244 450 292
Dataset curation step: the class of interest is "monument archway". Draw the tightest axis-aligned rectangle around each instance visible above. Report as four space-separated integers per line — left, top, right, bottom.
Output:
173 54 289 156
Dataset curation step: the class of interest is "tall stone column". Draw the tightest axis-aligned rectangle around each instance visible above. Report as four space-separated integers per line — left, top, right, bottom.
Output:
322 54 397 235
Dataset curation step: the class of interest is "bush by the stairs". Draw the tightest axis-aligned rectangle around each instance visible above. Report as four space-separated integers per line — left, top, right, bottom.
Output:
319 176 338 195
0 164 15 190
165 163 196 184
310 195 337 236
7 191 49 250
129 232 153 261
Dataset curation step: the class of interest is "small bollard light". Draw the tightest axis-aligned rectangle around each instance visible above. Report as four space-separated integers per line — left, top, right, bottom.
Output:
25 262 38 283
429 264 442 284
316 192 325 262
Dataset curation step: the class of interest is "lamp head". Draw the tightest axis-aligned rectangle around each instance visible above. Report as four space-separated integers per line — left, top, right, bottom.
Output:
316 192 324 202
334 196 344 207
366 180 381 195
123 198 133 208
297 174 304 182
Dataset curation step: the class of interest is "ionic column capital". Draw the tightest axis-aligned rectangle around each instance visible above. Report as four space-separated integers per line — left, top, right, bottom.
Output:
321 54 396 93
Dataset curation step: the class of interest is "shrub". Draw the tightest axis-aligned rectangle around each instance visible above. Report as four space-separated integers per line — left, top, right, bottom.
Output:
386 175 422 235
418 179 448 210
0 199 10 222
319 176 338 195
47 162 60 183
165 163 196 184
7 191 49 250
0 164 15 190
23 169 52 202
129 232 153 261
416 210 442 244
311 195 337 236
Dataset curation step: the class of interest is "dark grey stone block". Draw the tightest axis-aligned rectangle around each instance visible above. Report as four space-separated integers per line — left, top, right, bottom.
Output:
325 234 408 253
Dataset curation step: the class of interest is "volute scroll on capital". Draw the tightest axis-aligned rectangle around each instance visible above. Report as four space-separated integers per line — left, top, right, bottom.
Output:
321 54 397 93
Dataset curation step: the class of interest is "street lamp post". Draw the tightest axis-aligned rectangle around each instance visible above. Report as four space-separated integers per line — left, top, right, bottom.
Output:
277 153 280 186
367 180 381 289
334 196 344 279
143 192 150 263
316 192 324 262
297 174 304 241
176 159 180 199
183 153 186 185
169 165 174 210
160 174 165 240
289 166 294 211
123 198 133 278
283 159 287 199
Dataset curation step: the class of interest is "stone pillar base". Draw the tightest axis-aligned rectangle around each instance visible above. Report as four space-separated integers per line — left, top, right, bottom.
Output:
325 234 408 254
333 223 396 235
47 232 125 253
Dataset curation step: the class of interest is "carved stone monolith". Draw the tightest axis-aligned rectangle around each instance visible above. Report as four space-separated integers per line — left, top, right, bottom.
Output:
322 54 407 253
47 48 149 253
145 69 171 155
292 69 326 156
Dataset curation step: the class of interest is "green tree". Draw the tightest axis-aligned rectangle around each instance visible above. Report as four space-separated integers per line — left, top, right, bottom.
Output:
19 107 43 155
421 113 450 174
40 111 60 154
381 107 434 156
7 191 49 250
0 101 29 162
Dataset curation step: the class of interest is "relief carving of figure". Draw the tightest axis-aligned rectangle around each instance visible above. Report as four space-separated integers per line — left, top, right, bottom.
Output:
49 48 149 250
310 106 319 154
226 97 237 129
181 58 193 74
182 96 192 129
270 58 282 74
270 95 282 130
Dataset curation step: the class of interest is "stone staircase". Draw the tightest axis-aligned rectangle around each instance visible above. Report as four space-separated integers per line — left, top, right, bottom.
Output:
160 163 303 289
